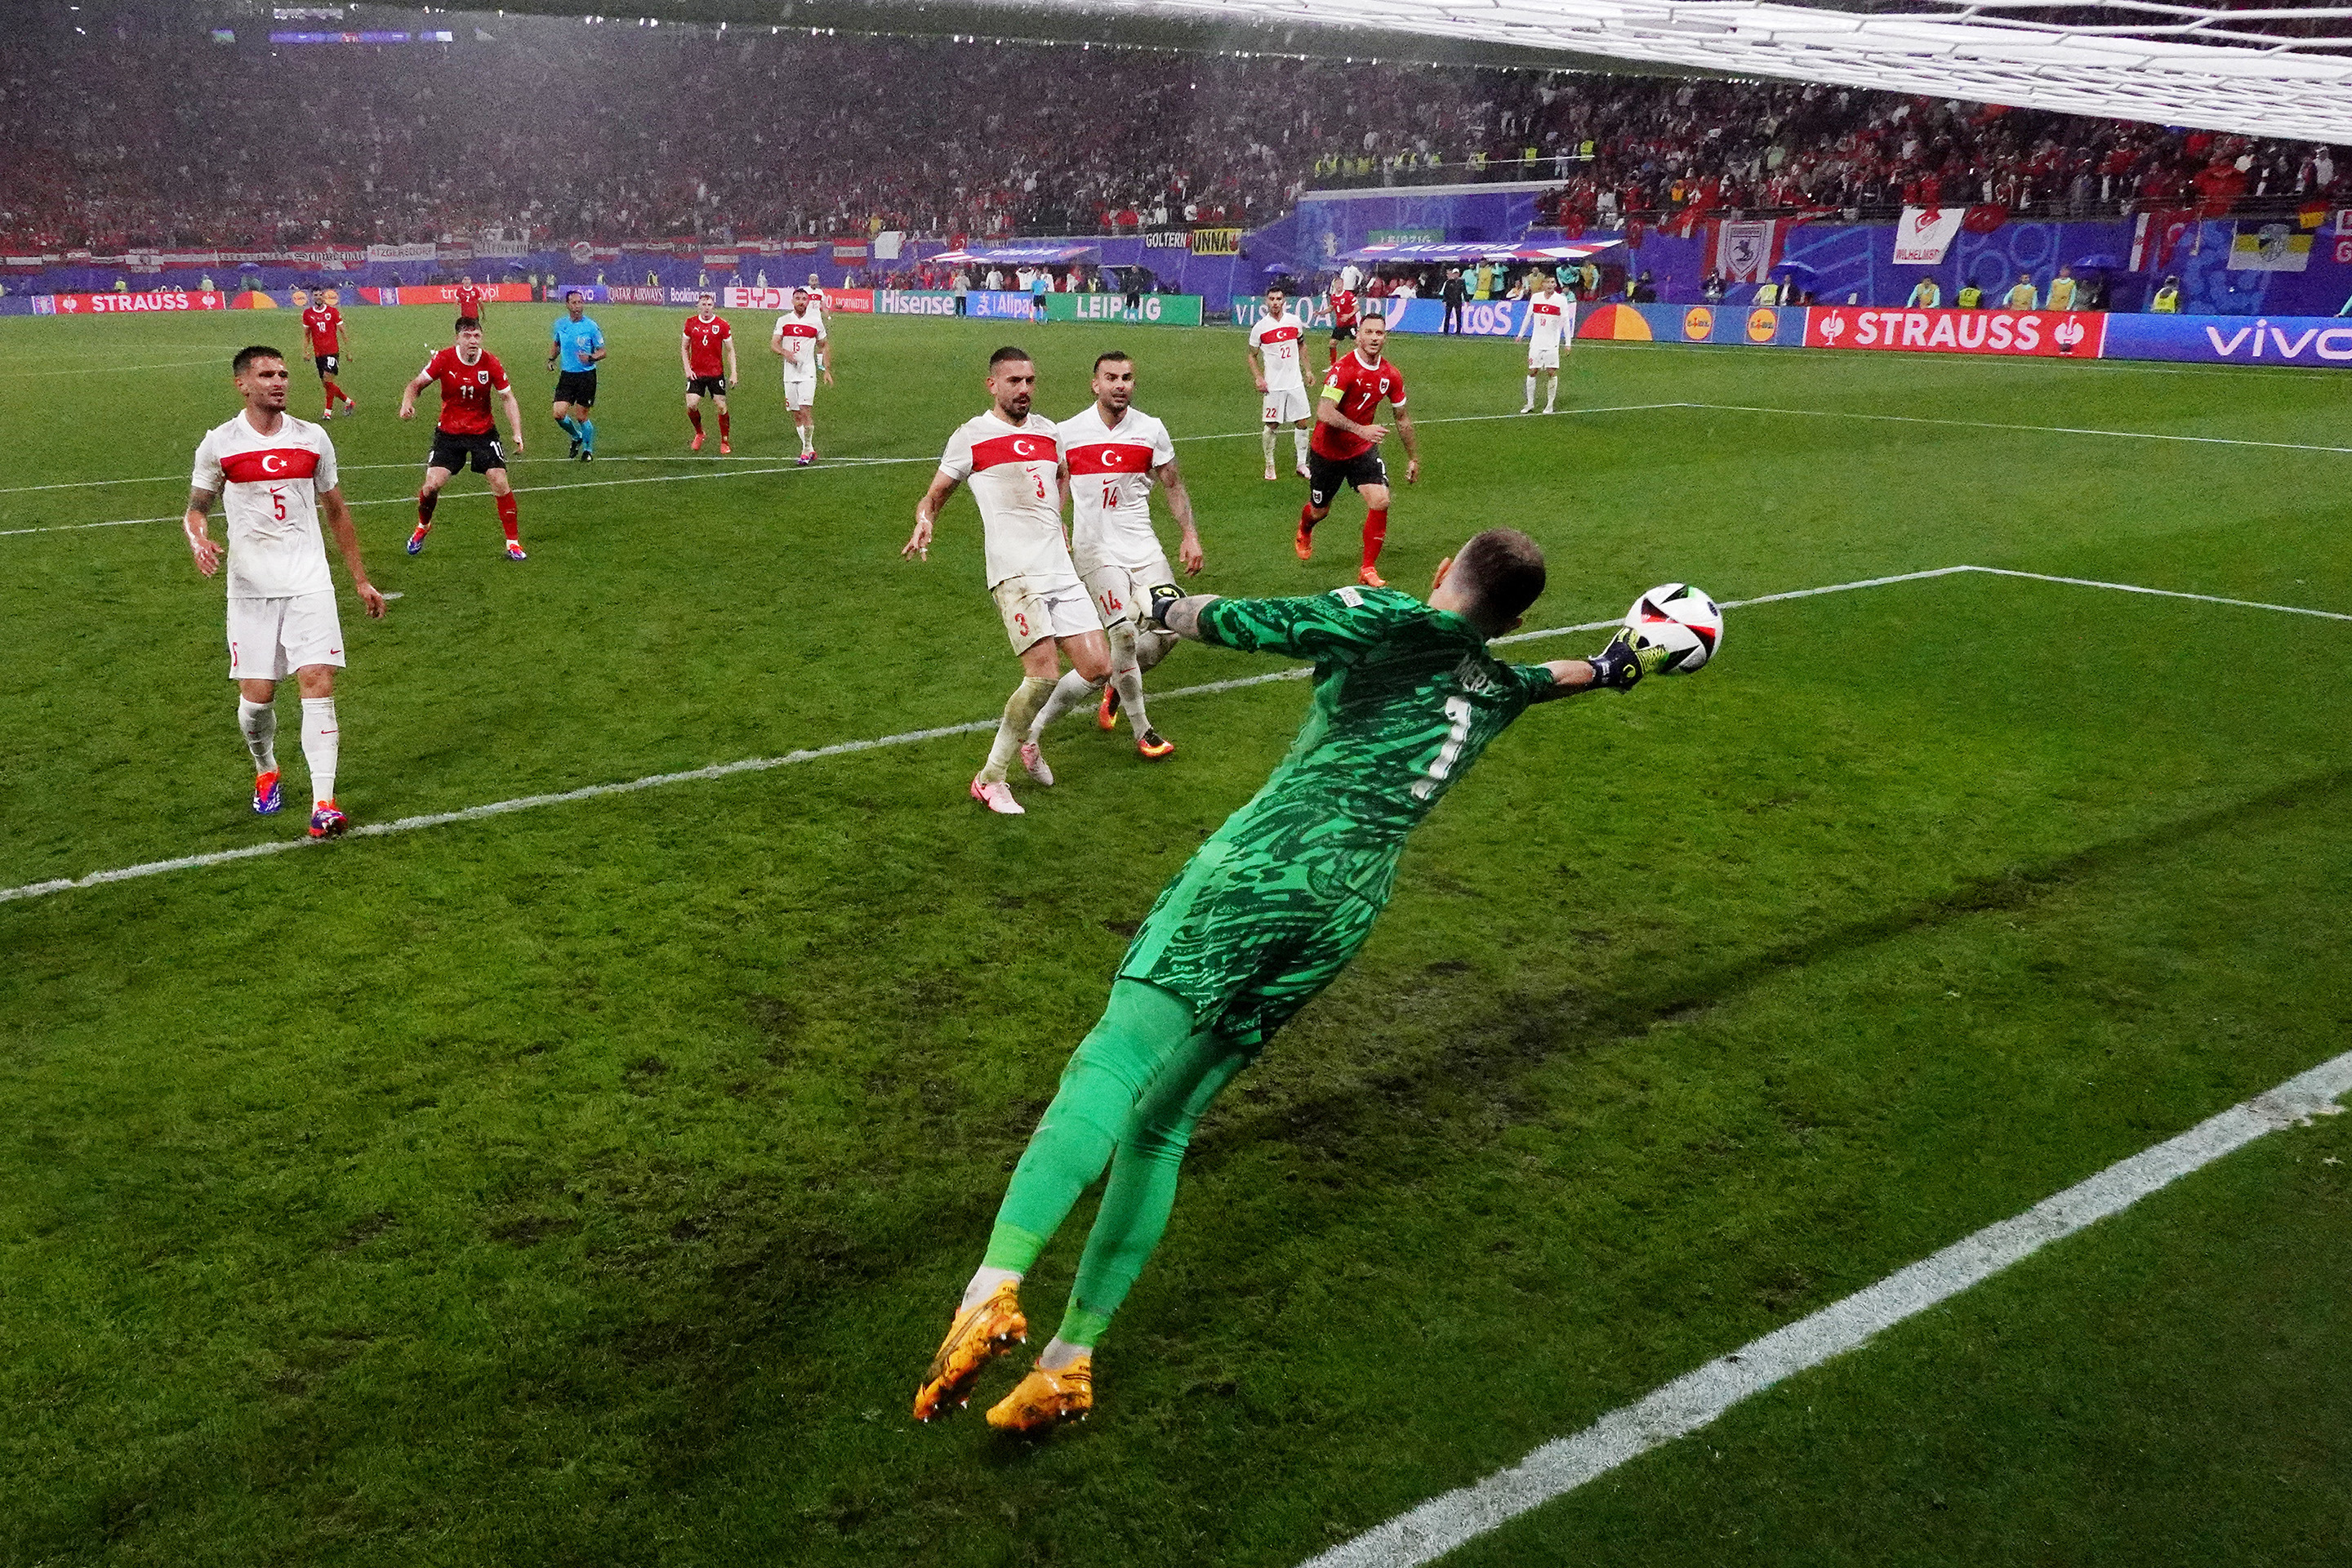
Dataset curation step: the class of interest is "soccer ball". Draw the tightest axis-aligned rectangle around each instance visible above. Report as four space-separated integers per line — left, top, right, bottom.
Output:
1624 582 1722 674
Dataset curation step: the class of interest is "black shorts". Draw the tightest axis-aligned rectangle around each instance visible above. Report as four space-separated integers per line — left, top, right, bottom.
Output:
1306 446 1387 507
686 375 728 399
428 430 507 474
1330 323 1356 344
314 353 339 376
554 369 598 407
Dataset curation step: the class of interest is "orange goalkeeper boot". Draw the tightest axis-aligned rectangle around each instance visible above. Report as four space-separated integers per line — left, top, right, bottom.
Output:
912 1281 1027 1421
986 1355 1094 1432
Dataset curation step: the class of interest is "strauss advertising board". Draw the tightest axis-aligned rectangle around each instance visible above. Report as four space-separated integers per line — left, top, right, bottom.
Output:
1802 306 2108 358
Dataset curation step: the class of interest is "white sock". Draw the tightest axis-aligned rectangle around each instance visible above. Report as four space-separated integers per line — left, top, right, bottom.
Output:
981 676 1056 782
300 695 338 806
1039 1335 1089 1370
1521 374 1535 408
960 1265 1021 1312
1293 425 1310 467
1030 666 1106 739
1260 425 1276 467
238 697 278 773
1544 376 1557 412
799 421 813 452
1106 621 1151 733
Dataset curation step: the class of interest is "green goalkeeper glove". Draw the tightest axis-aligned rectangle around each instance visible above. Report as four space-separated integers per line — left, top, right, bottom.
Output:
1143 583 1186 631
1586 631 1669 693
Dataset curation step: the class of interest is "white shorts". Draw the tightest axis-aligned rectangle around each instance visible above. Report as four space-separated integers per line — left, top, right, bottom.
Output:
782 372 817 411
1527 343 1561 370
1262 385 1309 425
991 573 1100 653
1078 552 1177 630
228 591 345 681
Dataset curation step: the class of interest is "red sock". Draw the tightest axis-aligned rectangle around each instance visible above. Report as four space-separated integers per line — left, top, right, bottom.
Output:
718 411 730 439
322 379 341 405
1298 501 1317 536
1361 507 1388 571
416 490 437 527
495 492 520 543
688 406 702 434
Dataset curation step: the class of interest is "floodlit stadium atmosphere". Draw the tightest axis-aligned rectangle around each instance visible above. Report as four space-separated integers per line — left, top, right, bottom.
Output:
7 0 2352 1561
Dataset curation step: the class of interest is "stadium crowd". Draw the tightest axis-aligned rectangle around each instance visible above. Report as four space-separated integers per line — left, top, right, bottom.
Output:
0 13 2342 253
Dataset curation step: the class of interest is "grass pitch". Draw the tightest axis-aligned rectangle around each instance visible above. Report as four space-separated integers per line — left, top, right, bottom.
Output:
2 305 2349 1566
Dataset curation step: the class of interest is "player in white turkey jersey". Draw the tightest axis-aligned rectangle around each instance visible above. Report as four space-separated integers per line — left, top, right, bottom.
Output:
1515 271 1574 414
904 345 1111 815
1246 284 1312 481
185 345 388 839
768 286 833 464
1022 350 1204 769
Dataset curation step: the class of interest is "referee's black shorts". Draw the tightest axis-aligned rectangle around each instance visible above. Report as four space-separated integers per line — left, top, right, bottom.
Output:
428 430 506 474
554 369 598 407
1306 446 1387 508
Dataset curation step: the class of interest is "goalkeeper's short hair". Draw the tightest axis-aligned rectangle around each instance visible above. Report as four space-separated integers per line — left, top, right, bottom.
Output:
1451 528 1547 621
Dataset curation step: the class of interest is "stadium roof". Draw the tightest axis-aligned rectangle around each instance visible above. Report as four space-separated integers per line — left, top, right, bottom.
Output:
991 1 2352 144
559 0 2352 144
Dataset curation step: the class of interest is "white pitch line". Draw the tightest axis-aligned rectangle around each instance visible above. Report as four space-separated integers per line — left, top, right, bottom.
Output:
0 565 1946 906
1969 566 2352 624
1684 401 2352 456
1302 1050 2352 1568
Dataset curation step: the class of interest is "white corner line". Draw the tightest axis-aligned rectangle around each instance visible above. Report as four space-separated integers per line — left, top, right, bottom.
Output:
1682 402 2352 457
1301 1050 2352 1568
1967 566 2352 623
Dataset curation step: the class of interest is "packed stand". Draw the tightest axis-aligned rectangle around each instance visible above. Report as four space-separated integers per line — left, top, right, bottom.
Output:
0 11 2342 253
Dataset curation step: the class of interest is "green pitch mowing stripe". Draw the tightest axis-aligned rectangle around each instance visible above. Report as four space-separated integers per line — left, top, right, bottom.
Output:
1307 1049 2352 1568
0 567 1968 906
2 563 2341 909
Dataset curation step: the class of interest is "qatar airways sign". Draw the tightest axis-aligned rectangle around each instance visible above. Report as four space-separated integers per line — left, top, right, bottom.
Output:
1802 307 2107 359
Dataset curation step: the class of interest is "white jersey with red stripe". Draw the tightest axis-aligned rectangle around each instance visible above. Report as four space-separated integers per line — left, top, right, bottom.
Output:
1248 309 1308 391
1524 292 1571 349
937 410 1072 588
190 409 340 599
1060 403 1175 572
771 305 826 371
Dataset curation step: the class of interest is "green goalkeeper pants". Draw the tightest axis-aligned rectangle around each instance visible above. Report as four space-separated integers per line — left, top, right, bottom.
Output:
981 978 1250 1350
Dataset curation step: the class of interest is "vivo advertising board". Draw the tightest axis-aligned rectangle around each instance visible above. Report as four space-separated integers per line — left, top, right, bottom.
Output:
2101 314 2352 365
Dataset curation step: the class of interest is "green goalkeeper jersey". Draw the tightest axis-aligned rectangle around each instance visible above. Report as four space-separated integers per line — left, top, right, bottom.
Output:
1196 586 1559 853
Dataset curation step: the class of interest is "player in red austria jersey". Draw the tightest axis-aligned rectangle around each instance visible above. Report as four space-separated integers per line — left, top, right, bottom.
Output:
1298 314 1419 588
454 275 485 318
680 292 738 452
397 316 530 561
1326 278 1359 367
299 287 356 419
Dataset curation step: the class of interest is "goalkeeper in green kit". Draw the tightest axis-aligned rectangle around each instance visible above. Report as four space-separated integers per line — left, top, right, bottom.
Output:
912 528 1674 1432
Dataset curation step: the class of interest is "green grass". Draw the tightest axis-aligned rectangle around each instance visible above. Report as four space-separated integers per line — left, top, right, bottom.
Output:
2 305 2348 1566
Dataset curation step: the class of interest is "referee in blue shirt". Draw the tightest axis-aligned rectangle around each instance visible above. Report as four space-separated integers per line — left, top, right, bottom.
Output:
548 290 607 461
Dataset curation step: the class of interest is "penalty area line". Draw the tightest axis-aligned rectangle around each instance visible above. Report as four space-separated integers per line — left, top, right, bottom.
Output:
5 562 2345 907
1299 1050 2352 1568
0 564 1951 906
